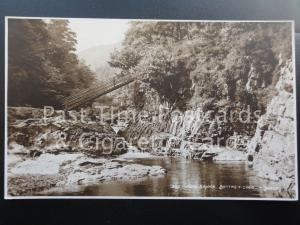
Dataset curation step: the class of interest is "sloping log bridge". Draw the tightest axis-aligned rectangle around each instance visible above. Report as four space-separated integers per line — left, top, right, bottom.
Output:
62 75 135 110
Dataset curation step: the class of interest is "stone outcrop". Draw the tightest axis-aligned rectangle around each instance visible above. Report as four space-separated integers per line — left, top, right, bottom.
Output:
247 61 296 193
8 152 166 195
7 108 167 196
7 107 128 156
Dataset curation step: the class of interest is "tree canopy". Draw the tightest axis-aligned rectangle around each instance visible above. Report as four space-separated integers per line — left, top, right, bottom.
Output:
109 21 292 112
8 19 96 108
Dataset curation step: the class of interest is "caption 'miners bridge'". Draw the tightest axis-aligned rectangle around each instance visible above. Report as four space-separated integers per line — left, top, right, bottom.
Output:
62 75 135 111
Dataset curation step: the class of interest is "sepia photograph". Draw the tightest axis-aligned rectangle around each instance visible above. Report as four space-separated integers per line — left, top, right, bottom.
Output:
5 17 298 199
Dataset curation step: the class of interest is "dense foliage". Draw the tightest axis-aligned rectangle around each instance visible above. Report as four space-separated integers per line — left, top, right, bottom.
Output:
109 22 292 113
8 19 95 108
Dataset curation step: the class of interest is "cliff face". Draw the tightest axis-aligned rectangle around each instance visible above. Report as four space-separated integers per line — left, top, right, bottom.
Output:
247 61 296 192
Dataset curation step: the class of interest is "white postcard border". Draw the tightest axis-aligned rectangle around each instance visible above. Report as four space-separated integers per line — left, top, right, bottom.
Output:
4 16 298 200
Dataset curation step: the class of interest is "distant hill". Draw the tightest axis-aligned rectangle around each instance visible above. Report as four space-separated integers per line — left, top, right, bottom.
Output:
78 43 121 80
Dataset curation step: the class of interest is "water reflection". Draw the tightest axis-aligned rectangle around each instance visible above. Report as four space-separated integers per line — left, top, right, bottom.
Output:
42 157 288 198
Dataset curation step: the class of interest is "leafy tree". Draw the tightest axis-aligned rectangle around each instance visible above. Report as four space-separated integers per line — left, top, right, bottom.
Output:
8 19 53 106
8 19 96 108
109 21 292 136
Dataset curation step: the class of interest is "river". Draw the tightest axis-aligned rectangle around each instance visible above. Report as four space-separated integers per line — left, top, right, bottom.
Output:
40 156 286 198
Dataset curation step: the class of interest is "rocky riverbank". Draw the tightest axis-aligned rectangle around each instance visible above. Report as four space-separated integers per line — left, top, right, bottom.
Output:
6 107 166 196
6 106 245 196
118 61 296 197
7 152 166 196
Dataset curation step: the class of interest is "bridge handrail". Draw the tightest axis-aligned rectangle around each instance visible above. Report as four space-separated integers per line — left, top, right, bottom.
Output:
64 76 132 105
64 78 134 109
63 76 118 102
62 75 132 103
63 75 135 109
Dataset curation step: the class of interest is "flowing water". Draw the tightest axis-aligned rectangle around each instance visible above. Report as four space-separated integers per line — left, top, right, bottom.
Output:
42 156 286 198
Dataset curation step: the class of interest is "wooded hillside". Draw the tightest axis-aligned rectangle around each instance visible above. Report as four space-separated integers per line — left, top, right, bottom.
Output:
110 22 292 113
8 19 96 108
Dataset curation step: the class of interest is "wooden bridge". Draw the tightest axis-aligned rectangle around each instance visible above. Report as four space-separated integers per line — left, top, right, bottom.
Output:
62 75 135 110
